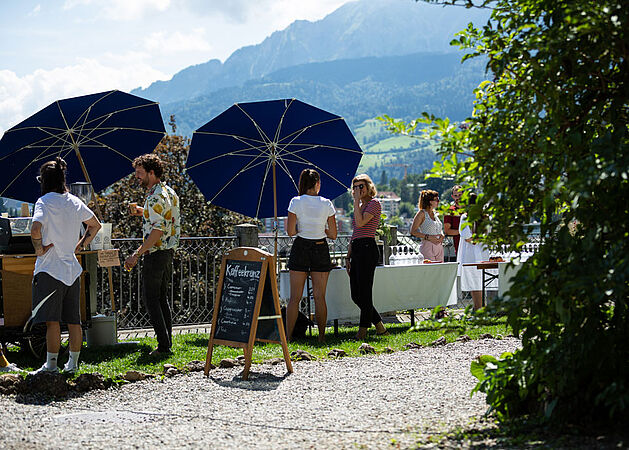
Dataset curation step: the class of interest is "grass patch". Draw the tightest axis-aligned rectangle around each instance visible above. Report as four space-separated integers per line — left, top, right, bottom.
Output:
3 311 511 379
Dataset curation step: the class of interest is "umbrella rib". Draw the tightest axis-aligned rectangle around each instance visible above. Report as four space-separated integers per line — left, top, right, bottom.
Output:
71 136 141 162
68 90 119 136
254 157 274 218
280 142 364 156
71 104 165 143
65 91 155 131
192 131 266 145
277 117 346 145
0 129 69 161
186 142 270 170
272 98 296 145
234 103 274 148
273 153 299 194
0 144 58 197
205 151 270 206
276 149 353 191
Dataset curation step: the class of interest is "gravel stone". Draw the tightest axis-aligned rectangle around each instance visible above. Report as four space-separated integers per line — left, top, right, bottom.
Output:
0 338 520 449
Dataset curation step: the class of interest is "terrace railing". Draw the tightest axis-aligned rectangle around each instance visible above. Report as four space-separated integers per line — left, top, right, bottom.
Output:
94 227 541 329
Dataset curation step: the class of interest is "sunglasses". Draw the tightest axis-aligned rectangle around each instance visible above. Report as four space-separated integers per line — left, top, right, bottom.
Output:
352 184 365 190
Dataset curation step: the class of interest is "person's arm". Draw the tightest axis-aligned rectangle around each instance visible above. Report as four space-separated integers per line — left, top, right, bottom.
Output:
124 228 164 270
75 216 102 252
30 221 54 256
325 215 337 240
130 205 144 217
444 216 459 236
410 210 426 239
353 198 374 228
287 212 298 237
345 241 352 274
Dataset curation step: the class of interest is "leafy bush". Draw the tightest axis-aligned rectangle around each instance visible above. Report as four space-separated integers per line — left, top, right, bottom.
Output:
386 0 629 424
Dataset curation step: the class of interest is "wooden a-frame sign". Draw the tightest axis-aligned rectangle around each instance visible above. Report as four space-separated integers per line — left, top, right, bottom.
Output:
204 247 293 379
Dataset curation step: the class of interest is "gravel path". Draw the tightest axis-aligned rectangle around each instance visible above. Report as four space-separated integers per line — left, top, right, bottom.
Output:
0 338 519 449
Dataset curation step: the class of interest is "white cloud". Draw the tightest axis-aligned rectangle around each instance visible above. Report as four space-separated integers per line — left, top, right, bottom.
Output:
63 0 171 20
143 28 212 53
179 0 350 24
63 0 93 9
0 58 166 135
28 4 41 16
103 0 170 20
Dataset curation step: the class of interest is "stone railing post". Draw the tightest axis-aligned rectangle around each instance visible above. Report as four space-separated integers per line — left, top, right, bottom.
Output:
235 223 259 248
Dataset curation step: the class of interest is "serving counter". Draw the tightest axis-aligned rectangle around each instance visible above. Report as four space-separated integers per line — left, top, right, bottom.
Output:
280 262 458 325
0 251 97 356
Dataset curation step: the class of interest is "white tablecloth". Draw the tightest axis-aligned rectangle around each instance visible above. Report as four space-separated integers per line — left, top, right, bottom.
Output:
279 263 458 321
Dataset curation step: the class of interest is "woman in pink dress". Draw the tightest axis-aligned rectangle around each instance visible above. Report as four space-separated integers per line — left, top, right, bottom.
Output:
410 189 445 262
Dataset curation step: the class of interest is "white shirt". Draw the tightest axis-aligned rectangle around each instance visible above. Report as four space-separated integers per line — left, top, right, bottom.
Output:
32 192 95 286
456 213 489 275
287 195 335 240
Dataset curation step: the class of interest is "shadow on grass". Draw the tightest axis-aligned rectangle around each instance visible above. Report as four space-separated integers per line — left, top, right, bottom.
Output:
179 335 211 348
79 342 146 364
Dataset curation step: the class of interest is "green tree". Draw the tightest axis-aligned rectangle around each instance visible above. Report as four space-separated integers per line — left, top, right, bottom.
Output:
399 180 411 203
383 0 629 424
380 169 388 185
398 201 416 218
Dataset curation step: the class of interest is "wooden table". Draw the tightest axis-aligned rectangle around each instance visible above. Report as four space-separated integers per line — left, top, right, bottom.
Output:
0 251 96 327
463 261 499 306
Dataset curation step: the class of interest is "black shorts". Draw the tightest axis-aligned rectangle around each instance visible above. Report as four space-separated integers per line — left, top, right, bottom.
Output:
32 272 81 324
288 236 332 272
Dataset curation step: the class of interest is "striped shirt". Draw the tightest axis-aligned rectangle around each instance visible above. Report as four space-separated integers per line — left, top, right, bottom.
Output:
351 198 381 240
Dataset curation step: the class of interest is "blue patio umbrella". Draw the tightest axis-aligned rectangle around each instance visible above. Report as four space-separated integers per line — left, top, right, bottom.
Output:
0 90 166 204
186 99 363 222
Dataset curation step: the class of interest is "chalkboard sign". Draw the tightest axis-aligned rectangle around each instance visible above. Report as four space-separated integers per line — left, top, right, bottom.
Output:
255 270 280 342
205 247 293 380
213 259 262 343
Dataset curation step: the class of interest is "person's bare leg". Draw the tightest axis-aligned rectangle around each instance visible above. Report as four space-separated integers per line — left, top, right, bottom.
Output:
311 271 330 343
471 291 483 310
287 271 308 340
46 321 61 353
67 324 82 352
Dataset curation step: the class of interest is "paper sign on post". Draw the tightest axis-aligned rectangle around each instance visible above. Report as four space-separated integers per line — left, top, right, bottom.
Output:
97 249 120 267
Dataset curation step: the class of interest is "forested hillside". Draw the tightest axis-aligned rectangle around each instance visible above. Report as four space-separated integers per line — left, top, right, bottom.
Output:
164 52 487 138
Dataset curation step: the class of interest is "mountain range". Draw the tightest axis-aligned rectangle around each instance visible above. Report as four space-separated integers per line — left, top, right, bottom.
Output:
133 0 490 106
131 0 491 177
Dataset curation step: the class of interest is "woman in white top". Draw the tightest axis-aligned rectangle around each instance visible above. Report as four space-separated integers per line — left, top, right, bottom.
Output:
410 189 445 262
457 193 489 310
286 169 337 342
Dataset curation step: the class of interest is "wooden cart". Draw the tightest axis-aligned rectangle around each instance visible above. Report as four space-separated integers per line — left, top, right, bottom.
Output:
0 253 92 359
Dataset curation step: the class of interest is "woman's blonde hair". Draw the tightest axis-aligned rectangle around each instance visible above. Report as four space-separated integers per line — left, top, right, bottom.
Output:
351 174 377 197
418 189 439 210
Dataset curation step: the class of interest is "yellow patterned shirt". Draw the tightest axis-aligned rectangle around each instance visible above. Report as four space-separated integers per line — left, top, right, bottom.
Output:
142 182 180 253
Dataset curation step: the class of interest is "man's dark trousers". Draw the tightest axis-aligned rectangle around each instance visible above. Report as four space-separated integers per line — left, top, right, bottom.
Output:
141 249 174 351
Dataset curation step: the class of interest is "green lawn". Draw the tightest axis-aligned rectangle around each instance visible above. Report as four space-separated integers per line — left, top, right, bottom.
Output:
3 312 511 379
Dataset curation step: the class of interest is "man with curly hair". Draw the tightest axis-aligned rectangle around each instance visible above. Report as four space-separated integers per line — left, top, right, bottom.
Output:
124 154 180 356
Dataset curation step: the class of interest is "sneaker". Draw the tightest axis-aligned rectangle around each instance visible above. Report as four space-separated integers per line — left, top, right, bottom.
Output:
0 363 22 373
29 364 59 375
62 363 78 374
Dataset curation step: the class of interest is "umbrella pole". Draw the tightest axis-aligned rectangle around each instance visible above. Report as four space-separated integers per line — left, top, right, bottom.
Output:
73 145 115 313
272 158 278 260
73 145 104 220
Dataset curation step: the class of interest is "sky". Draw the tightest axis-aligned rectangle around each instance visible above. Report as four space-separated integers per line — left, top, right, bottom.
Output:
0 0 353 135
